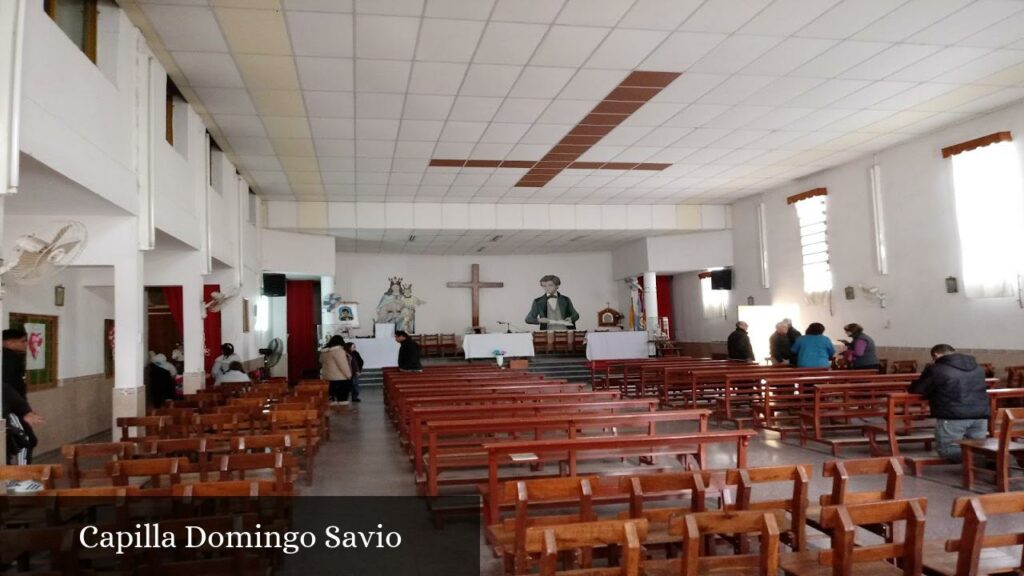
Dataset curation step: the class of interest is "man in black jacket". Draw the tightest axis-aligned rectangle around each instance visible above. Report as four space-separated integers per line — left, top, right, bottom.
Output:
909 344 989 462
727 322 754 361
3 327 44 463
394 330 422 372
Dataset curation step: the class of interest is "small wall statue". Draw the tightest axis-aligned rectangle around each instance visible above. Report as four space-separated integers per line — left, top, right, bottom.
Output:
399 283 426 334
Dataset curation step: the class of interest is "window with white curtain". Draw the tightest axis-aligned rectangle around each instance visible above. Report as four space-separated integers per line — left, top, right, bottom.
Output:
701 275 727 319
794 194 832 299
949 139 1024 298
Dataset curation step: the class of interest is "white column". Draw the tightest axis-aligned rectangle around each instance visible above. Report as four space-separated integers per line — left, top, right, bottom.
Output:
113 251 146 438
643 271 659 337
181 273 204 394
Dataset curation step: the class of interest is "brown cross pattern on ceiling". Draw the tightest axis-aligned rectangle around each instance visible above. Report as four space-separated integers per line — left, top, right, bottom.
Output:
429 70 682 187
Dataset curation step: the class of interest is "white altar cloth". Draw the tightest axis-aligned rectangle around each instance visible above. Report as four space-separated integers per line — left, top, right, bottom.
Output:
585 331 649 361
462 333 535 359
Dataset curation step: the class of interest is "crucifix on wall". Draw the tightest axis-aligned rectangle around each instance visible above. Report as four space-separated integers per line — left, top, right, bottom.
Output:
447 264 503 333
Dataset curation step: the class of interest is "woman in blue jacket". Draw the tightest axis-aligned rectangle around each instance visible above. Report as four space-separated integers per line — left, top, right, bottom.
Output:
790 323 835 368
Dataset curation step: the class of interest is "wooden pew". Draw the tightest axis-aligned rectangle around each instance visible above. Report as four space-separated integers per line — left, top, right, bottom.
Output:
392 381 584 430
658 364 810 409
959 407 1024 491
421 409 709 496
483 430 757 523
799 381 922 455
407 398 657 460
922 492 1024 576
525 519 647 576
807 457 905 542
61 442 137 488
0 464 64 490
780 498 927 576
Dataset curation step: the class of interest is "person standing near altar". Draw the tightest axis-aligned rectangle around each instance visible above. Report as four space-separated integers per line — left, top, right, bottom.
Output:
525 275 580 330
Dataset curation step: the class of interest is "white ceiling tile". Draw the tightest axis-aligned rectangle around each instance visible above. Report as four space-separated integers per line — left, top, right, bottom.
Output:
439 121 488 142
287 11 353 57
296 57 354 91
310 118 355 139
640 31 725 72
491 0 565 23
696 75 776 105
653 73 728 103
474 22 548 65
747 108 814 130
470 142 516 158
403 94 454 119
447 96 503 122
251 90 308 116
623 102 684 127
822 109 896 131
664 103 730 127
354 0 423 16
479 122 531 143
355 59 411 92
785 78 872 107
702 105 772 130
304 91 355 118
408 61 467 95
354 92 405 119
931 49 1024 84
424 0 494 19
355 15 420 59
886 46 992 82
263 116 312 139
558 69 627 100
688 35 784 75
838 43 944 80
960 10 1024 48
619 0 703 30
537 99 597 124
395 140 437 157
415 18 486 62
712 130 771 148
853 0 973 42
172 52 245 88
216 114 267 138
678 0 773 34
796 44 893 79
355 118 400 139
492 98 551 123
460 64 522 96
314 138 356 156
829 81 917 108
216 7 292 56
509 67 576 98
740 0 841 36
531 26 610 68
510 143 553 158
633 127 691 148
141 5 229 52
236 54 301 89
591 30 672 71
600 126 653 146
783 108 857 131
745 76 825 106
193 88 258 114
673 128 731 148
908 0 1024 45
519 124 570 145
230 137 275 156
285 0 353 12
869 82 959 110
741 37 837 76
796 0 906 40
397 119 444 142
319 157 357 171
556 0 632 26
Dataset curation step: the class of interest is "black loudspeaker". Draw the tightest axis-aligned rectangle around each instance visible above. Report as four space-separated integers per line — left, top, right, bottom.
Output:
710 269 732 290
262 273 287 297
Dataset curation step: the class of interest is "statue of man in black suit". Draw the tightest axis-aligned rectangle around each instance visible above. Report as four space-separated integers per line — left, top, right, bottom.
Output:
525 275 580 331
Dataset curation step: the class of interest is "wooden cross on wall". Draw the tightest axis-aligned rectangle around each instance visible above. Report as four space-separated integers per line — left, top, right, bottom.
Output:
429 71 681 187
447 264 503 332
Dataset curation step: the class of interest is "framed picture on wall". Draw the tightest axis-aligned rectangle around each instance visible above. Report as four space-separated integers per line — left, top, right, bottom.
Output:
242 298 251 333
104 319 115 378
9 313 59 390
338 303 360 328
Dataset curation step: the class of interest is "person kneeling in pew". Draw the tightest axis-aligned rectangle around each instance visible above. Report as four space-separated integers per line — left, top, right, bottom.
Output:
909 344 989 462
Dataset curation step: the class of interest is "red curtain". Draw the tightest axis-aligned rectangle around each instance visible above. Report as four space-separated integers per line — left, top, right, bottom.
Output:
637 275 675 340
162 286 184 340
203 284 222 376
286 280 319 384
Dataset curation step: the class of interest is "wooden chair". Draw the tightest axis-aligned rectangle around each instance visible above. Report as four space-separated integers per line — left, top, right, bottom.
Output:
231 434 292 454
214 452 295 491
0 464 64 490
439 334 458 357
617 472 708 549
116 415 170 442
1005 365 1024 388
891 360 918 374
878 358 889 374
193 413 242 437
781 498 927 576
107 457 188 495
922 492 1024 576
421 334 440 357
145 438 212 481
808 457 904 541
532 331 549 354
524 519 648 576
674 510 783 576
552 331 571 354
149 407 196 437
959 407 1024 491
572 331 587 354
62 442 137 488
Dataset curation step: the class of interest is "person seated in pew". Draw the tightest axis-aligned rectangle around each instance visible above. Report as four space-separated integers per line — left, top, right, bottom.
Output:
395 330 422 372
909 344 989 462
789 323 835 368
727 321 755 361
770 322 794 364
215 361 251 386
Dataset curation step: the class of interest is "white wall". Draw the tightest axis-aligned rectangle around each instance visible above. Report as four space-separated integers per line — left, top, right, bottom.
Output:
333 251 618 336
681 99 1024 350
673 272 733 344
262 230 336 277
647 231 734 274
